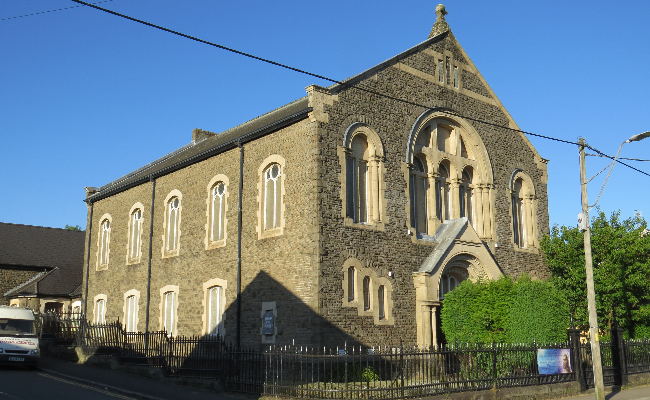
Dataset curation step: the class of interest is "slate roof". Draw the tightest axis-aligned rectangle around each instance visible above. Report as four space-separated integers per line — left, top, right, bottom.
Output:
0 223 85 297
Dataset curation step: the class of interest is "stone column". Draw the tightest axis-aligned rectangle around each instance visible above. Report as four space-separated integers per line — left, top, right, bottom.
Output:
449 178 462 219
488 184 496 240
474 184 484 238
524 195 535 248
370 156 381 223
427 172 439 233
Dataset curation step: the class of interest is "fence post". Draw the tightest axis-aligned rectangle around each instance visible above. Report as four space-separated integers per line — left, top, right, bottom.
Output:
400 340 405 399
568 329 587 391
611 326 628 387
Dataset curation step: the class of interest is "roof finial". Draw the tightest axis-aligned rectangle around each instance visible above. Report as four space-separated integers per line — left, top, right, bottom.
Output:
429 4 450 38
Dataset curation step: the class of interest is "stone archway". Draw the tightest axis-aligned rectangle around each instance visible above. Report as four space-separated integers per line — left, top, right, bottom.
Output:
412 218 502 348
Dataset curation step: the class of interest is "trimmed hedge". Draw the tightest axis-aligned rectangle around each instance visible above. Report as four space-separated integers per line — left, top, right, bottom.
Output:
441 276 570 344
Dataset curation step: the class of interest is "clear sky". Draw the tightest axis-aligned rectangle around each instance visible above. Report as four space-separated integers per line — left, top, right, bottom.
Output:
1 0 648 231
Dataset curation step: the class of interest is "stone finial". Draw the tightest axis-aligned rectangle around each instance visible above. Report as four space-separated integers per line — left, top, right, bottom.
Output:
429 4 450 38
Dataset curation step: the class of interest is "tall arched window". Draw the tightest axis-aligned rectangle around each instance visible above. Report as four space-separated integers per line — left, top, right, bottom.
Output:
211 182 226 241
347 135 369 223
125 295 137 332
99 218 111 268
129 209 142 260
264 163 282 230
167 197 180 251
347 266 355 302
410 156 428 235
459 168 473 225
363 276 371 311
510 171 537 249
378 285 385 320
340 124 386 229
407 114 495 241
94 298 106 324
436 163 450 221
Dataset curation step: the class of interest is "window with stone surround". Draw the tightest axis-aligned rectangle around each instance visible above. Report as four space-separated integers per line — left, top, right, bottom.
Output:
202 278 227 336
96 214 112 270
510 170 538 250
406 114 495 242
205 175 229 249
338 124 386 230
124 290 139 333
160 285 179 336
162 190 182 257
341 258 394 325
94 294 107 324
257 155 286 240
127 204 144 264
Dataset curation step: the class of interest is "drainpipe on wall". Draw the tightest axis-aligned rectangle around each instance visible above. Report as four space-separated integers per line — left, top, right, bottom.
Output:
82 189 96 319
236 140 244 350
144 176 156 343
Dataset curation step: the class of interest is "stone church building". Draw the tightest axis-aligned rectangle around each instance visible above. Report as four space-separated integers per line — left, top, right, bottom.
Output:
82 6 550 349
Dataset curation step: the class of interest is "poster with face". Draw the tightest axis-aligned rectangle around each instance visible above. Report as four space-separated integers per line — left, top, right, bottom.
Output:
537 349 572 375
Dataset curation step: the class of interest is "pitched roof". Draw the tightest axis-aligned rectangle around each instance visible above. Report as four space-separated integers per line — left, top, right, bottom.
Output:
0 223 85 297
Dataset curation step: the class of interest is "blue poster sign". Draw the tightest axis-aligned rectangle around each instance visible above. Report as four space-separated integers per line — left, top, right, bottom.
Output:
537 349 572 375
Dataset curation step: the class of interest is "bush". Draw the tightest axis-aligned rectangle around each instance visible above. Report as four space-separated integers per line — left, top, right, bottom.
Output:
441 276 570 344
326 363 379 383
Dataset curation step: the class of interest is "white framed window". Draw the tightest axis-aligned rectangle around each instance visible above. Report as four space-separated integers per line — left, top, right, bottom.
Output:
264 164 282 230
207 286 222 335
257 156 286 240
163 291 177 335
130 208 143 260
167 198 180 251
125 295 137 332
100 219 110 266
162 190 182 257
211 183 226 241
94 294 107 324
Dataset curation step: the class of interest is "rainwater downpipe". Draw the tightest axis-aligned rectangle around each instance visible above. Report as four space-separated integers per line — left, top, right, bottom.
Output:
236 140 244 350
82 202 94 318
144 175 156 348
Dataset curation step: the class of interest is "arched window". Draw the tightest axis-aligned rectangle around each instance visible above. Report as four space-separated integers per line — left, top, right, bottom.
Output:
167 197 180 251
129 209 142 260
211 182 226 241
340 124 386 229
439 274 458 299
94 298 106 324
362 276 371 311
347 266 355 302
410 156 428 235
99 218 111 267
347 135 369 223
378 285 385 320
511 171 537 249
264 163 282 230
125 295 137 332
436 163 450 221
459 168 473 225
207 286 222 336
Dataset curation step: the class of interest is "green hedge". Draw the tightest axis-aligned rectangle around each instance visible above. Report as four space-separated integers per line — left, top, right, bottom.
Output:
441 276 570 344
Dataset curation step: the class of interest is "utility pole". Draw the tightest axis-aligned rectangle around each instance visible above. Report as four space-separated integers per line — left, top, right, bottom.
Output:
579 137 605 400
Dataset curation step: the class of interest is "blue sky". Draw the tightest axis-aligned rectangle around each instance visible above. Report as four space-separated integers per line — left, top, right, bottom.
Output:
1 0 648 230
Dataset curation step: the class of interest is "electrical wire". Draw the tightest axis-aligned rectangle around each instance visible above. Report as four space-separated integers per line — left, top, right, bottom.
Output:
0 0 113 21
72 0 649 178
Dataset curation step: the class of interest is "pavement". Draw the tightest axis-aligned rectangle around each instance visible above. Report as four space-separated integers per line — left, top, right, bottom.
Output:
37 354 247 400
563 386 650 400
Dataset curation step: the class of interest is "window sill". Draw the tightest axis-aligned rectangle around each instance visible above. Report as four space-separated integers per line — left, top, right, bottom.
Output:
344 218 384 232
259 226 283 240
206 238 227 250
162 250 180 259
96 264 108 271
126 257 142 266
512 245 539 254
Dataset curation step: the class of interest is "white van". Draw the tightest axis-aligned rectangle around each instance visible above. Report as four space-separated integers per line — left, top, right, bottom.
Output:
0 306 40 368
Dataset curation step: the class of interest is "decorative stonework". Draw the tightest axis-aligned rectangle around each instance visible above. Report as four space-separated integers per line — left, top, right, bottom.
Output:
429 4 450 38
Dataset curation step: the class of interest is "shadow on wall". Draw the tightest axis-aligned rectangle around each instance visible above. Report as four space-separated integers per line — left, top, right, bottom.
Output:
222 270 363 350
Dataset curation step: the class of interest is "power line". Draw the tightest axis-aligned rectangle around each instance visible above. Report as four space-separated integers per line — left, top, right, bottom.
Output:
72 0 649 178
0 0 114 21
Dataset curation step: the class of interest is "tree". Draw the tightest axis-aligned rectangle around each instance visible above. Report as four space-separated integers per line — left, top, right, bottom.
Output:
541 210 650 338
64 224 83 231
